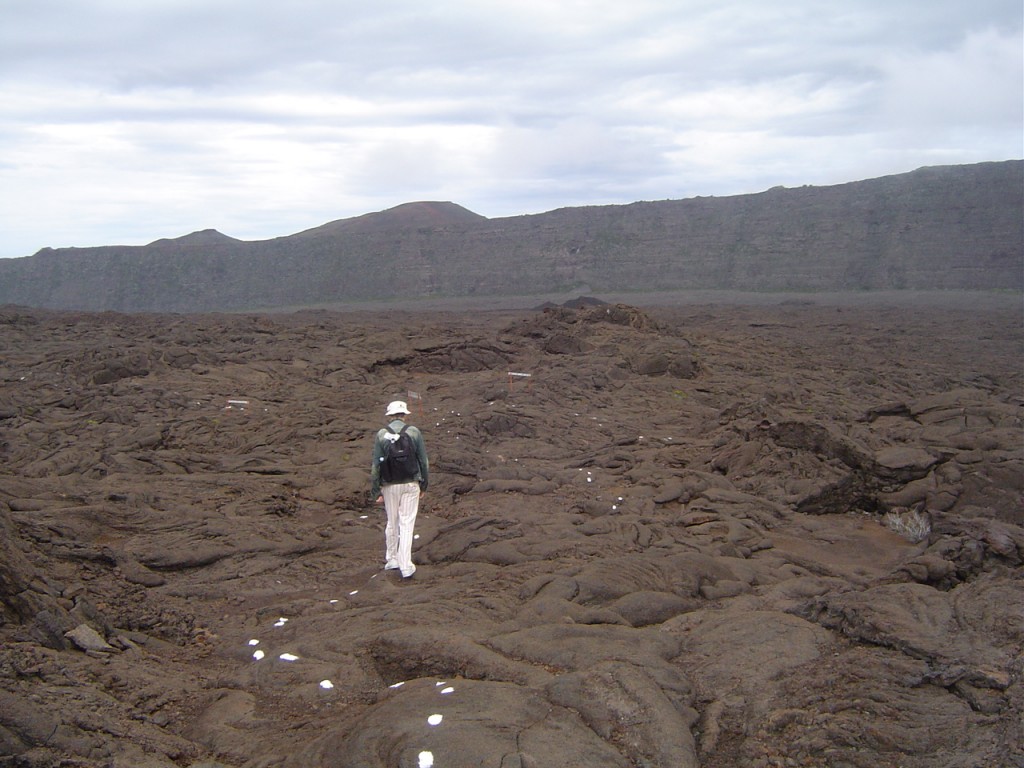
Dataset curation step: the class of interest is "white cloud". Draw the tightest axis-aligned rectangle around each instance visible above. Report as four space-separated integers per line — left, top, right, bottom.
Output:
879 26 1023 130
0 0 1020 256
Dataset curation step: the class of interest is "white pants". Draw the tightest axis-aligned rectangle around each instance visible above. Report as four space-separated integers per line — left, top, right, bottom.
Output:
382 482 420 576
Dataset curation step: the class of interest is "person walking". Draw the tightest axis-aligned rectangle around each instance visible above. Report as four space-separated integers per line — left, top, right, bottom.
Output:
370 400 429 579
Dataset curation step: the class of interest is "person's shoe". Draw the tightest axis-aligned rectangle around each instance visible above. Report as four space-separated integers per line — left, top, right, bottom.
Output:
400 567 416 579
384 560 399 570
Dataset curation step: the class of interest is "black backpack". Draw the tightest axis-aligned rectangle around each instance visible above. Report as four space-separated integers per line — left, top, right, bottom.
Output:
380 425 419 483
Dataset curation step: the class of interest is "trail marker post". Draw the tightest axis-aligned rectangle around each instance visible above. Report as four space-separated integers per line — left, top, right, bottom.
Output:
507 372 532 393
407 390 423 414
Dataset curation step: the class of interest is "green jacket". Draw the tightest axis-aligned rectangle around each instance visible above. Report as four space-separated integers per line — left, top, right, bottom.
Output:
370 418 429 497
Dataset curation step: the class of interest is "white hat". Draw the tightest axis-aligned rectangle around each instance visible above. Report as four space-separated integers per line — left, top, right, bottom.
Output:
385 400 410 416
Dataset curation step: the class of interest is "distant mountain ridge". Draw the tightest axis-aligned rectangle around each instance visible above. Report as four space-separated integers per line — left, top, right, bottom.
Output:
149 229 243 247
1 161 1020 313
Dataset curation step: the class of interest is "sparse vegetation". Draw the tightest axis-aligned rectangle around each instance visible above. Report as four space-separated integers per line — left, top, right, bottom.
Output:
884 508 932 542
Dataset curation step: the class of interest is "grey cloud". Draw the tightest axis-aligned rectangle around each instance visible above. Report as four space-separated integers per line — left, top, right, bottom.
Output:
0 0 1019 256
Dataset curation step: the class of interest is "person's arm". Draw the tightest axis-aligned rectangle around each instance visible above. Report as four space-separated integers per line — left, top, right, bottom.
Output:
369 430 384 498
414 429 429 492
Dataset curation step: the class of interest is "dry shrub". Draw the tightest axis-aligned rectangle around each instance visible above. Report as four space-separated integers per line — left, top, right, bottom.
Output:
883 508 931 543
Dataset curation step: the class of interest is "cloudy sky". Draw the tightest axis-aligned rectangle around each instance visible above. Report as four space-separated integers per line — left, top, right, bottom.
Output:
1 0 1021 258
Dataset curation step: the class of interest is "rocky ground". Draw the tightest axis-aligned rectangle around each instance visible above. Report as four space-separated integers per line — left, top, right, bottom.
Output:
0 293 1021 768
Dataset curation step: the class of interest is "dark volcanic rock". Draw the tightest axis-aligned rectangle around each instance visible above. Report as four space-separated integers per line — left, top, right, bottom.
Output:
0 295 1020 767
